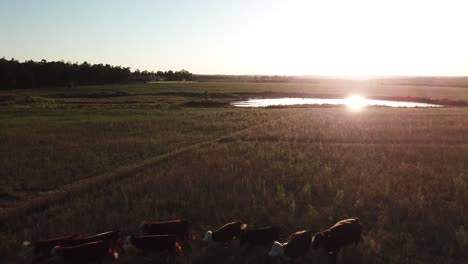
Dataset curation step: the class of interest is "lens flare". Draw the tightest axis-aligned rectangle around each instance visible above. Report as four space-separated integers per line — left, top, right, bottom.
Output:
346 95 367 111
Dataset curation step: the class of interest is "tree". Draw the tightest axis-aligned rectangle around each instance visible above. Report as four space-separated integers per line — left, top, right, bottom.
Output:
0 59 131 89
0 58 192 89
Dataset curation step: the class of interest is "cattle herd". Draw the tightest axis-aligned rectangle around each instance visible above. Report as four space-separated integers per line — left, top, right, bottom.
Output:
20 218 362 264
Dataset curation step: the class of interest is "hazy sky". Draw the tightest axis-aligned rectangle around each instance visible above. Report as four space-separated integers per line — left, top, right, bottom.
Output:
1 0 467 76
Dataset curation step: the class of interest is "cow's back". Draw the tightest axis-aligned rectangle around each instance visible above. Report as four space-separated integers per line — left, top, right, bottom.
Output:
212 222 242 242
284 230 312 258
326 218 362 247
142 220 188 237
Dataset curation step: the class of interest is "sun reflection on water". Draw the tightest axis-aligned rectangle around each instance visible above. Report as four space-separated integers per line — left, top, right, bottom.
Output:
231 97 443 108
345 95 367 111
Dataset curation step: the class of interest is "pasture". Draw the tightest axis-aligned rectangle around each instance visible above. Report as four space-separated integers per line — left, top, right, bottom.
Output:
0 81 467 263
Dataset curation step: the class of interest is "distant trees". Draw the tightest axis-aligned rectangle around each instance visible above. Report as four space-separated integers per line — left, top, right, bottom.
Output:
130 69 193 82
0 58 130 89
0 58 194 90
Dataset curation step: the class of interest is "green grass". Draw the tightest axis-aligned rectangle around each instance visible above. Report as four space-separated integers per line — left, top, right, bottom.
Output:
0 81 467 263
0 108 280 194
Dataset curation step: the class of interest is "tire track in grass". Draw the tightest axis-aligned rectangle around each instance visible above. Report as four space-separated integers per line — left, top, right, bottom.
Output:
0 131 241 222
0 125 264 226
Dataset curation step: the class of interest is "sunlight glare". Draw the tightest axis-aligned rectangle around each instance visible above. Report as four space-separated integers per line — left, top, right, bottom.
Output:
346 95 367 111
239 0 468 76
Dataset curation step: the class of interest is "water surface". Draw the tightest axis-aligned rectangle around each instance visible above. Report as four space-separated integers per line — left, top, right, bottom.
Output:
231 97 443 108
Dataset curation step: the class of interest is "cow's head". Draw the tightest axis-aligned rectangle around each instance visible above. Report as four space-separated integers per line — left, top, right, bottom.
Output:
122 235 137 255
311 232 328 249
202 231 213 242
239 224 249 244
50 245 61 257
19 241 35 258
268 241 285 257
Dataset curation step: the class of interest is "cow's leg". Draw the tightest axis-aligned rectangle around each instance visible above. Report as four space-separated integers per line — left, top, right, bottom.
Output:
328 252 338 264
353 234 361 247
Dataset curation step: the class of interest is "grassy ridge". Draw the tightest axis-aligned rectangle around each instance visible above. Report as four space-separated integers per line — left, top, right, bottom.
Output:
0 82 467 263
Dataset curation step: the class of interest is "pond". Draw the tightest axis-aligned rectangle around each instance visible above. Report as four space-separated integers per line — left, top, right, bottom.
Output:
231 96 443 110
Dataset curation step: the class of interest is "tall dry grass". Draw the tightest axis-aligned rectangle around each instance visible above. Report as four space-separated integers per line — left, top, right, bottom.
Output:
2 107 466 263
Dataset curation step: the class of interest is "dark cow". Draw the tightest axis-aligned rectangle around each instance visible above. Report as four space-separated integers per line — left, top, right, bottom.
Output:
139 219 189 240
240 226 279 248
60 231 120 249
268 230 312 260
123 234 179 255
52 241 114 264
311 218 362 255
20 234 77 263
202 222 246 243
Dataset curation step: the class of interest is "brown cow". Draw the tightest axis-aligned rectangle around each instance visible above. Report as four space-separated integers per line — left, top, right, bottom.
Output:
20 234 77 263
202 222 246 243
52 240 114 264
268 230 312 260
311 218 362 255
139 219 189 240
60 230 120 249
240 226 279 249
123 234 179 255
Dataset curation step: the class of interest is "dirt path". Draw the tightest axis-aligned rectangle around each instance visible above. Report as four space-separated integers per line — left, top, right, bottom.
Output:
0 125 259 226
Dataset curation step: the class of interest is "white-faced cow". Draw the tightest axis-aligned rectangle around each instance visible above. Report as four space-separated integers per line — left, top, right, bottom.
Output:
311 218 362 263
311 218 362 253
268 230 312 261
51 240 115 264
20 234 77 263
202 222 246 243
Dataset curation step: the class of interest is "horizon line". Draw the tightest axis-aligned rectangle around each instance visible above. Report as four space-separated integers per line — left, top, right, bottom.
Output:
3 57 468 79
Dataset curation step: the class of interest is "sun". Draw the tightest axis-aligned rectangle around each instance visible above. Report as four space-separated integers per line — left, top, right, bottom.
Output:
346 95 367 111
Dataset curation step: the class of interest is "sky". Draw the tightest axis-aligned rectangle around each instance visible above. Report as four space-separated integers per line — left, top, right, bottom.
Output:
1 0 468 76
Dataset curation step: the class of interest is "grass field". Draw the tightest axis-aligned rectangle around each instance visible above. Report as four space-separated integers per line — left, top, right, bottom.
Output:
0 81 467 263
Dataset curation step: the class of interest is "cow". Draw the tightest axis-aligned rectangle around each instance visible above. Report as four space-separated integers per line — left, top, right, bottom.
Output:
123 234 180 256
268 230 312 261
139 219 189 241
51 240 114 264
20 234 77 263
311 218 362 254
202 222 246 243
240 226 279 250
60 231 120 248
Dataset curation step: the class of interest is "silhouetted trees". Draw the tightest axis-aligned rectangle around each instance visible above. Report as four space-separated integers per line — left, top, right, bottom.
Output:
0 58 194 90
130 69 193 82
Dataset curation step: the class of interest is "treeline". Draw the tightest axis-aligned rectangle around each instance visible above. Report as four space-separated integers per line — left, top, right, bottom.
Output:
131 69 193 82
196 74 295 82
0 58 194 89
